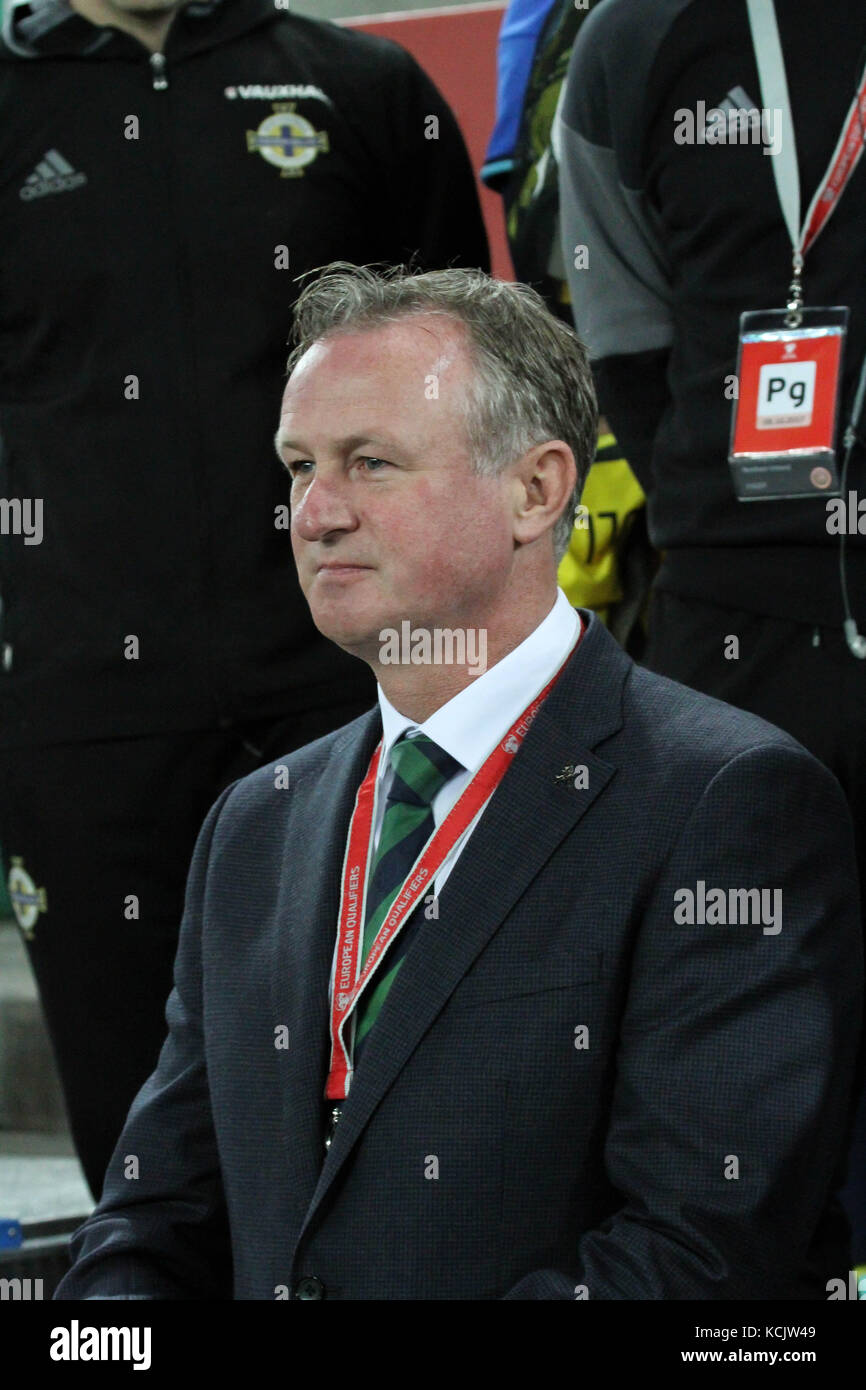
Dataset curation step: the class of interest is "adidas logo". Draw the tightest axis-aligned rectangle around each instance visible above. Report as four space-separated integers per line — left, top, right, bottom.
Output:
707 85 764 135
19 150 87 201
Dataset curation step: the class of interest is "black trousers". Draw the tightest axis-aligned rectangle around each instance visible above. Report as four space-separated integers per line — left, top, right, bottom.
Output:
0 698 372 1200
644 587 866 1261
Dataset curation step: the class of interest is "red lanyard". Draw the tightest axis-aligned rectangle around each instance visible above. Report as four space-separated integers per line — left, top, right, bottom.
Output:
799 73 866 259
325 623 584 1100
747 0 866 268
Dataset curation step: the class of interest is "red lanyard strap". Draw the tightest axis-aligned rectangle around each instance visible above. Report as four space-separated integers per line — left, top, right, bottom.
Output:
799 78 866 260
747 0 866 264
325 623 584 1101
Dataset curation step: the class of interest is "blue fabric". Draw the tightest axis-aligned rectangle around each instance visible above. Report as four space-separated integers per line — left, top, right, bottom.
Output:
483 0 559 169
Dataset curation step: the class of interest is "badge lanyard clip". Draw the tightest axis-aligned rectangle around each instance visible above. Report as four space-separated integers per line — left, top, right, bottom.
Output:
785 252 804 330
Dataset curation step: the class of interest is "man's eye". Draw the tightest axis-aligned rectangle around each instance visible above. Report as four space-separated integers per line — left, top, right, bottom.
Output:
360 457 390 472
286 459 313 478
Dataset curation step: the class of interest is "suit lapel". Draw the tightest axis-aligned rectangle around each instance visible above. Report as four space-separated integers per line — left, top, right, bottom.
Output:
270 709 382 1206
295 612 631 1239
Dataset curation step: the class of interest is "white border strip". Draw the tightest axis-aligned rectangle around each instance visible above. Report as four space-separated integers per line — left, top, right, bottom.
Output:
338 1 506 27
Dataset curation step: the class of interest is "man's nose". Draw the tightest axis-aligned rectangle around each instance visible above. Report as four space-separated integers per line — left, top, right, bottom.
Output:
291 472 357 542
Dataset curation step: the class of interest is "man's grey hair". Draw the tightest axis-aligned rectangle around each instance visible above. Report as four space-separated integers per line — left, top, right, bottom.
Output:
285 262 598 564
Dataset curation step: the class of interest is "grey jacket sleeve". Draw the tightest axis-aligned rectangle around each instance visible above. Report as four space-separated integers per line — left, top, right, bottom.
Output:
556 3 675 362
557 118 675 361
555 2 676 488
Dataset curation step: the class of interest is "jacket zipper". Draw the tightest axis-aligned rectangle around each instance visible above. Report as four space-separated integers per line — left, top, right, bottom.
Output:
150 52 168 90
145 41 220 722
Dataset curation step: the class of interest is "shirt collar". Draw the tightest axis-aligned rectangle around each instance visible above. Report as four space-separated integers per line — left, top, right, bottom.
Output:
377 588 581 780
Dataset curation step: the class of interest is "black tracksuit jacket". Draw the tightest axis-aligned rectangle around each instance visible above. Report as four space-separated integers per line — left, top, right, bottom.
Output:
0 0 489 746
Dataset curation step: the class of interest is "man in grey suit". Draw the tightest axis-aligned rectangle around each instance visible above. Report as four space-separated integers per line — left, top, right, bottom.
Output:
55 264 863 1300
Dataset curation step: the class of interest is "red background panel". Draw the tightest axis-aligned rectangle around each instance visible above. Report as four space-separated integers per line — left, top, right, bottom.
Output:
341 3 514 280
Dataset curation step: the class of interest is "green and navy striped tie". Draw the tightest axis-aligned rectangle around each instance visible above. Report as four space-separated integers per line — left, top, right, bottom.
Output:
353 732 461 1054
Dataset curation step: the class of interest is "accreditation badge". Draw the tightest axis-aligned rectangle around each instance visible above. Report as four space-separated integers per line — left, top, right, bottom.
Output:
728 306 849 499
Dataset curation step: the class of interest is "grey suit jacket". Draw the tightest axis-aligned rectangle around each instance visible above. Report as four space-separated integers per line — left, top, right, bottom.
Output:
54 611 863 1299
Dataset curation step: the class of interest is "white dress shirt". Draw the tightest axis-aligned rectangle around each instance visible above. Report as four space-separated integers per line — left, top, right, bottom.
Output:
374 587 582 898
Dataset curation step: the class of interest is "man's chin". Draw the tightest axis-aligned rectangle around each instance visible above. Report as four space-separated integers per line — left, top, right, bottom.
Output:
308 613 382 665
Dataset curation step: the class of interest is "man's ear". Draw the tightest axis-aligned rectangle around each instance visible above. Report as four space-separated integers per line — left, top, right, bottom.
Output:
510 441 577 547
